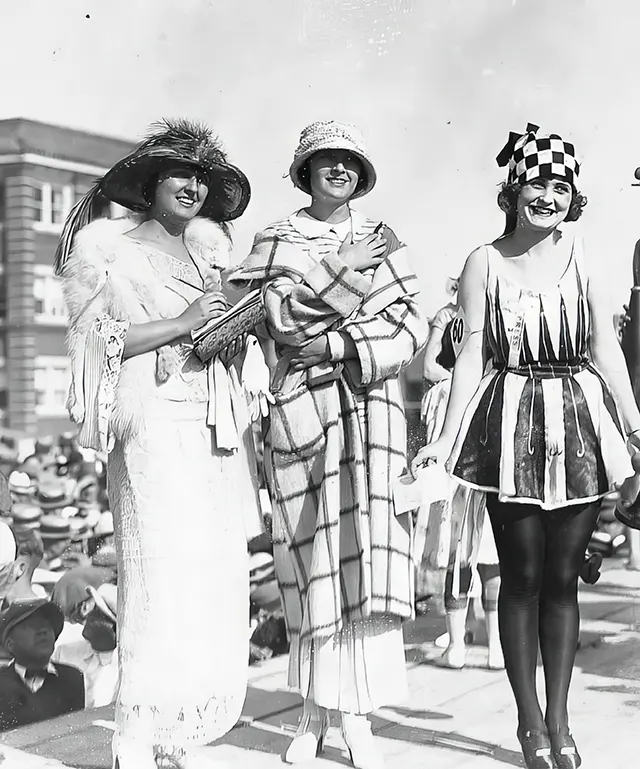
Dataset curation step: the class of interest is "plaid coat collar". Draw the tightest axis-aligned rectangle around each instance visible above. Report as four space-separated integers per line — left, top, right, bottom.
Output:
286 207 369 239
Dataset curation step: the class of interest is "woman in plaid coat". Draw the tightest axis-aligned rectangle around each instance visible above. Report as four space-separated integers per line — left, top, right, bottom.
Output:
231 121 427 769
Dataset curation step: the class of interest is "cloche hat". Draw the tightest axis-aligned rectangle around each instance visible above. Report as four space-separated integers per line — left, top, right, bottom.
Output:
55 118 251 274
288 120 377 199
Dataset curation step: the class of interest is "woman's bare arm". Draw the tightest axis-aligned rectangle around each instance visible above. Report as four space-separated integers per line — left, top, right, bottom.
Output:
589 276 640 435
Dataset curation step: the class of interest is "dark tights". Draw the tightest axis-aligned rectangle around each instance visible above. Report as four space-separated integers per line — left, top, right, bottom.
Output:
486 495 600 734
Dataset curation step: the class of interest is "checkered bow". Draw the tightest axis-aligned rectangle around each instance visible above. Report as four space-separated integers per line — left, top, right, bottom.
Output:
496 123 580 186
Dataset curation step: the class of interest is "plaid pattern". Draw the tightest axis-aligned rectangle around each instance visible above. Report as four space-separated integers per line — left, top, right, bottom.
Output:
497 124 580 186
231 210 428 642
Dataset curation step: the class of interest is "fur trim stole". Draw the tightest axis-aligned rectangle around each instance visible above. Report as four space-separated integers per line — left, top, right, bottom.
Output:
61 215 231 443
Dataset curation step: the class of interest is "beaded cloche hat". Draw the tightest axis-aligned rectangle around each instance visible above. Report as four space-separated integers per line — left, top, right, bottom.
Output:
54 118 251 274
288 120 377 199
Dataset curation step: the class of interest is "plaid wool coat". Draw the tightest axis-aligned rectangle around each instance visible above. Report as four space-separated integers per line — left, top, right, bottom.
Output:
230 209 428 643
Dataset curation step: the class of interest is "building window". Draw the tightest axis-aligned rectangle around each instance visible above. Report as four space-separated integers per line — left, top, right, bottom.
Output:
33 183 74 231
34 356 71 416
34 266 67 324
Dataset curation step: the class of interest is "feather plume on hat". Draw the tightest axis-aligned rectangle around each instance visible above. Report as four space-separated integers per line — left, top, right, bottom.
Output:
54 118 251 275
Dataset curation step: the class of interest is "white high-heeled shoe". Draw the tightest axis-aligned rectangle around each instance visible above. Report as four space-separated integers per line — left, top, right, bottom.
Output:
284 706 329 764
340 713 384 769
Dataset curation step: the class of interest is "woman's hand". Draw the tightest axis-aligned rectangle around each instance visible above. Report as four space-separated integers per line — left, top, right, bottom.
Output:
423 362 452 384
338 232 387 272
218 334 247 368
617 303 632 342
410 438 453 479
178 291 229 334
286 336 330 371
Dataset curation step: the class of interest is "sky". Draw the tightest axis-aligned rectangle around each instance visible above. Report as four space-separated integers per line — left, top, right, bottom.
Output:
3 0 640 315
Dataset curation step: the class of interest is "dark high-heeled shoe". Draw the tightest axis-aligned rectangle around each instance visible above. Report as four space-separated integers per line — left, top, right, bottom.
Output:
516 728 554 769
549 727 582 769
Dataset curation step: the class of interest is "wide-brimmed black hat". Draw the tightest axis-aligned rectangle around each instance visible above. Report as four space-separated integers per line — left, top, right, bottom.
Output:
0 598 64 645
54 118 251 274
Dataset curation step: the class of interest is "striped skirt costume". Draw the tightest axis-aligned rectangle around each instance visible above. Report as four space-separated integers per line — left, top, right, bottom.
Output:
449 239 632 511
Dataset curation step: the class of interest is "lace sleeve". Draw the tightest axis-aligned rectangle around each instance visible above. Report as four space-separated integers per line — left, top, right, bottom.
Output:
70 313 129 453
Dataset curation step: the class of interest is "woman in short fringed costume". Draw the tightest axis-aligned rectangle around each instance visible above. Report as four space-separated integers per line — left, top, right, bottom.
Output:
55 121 262 769
413 124 640 769
231 121 428 769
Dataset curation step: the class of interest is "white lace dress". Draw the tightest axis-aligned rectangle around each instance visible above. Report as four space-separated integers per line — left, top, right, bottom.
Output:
62 226 260 766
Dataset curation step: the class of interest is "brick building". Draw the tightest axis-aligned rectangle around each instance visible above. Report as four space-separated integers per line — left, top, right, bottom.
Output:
0 118 132 438
0 117 426 448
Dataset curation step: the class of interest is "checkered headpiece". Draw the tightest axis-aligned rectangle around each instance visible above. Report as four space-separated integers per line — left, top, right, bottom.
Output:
496 123 580 186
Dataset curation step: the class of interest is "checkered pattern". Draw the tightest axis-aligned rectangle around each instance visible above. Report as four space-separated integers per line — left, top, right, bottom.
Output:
231 212 428 643
498 125 581 186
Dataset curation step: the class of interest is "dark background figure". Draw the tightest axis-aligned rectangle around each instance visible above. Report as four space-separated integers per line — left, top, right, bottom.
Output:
618 236 640 531
0 599 84 732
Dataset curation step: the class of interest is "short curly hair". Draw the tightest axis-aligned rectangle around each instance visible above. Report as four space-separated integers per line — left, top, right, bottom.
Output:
498 178 588 234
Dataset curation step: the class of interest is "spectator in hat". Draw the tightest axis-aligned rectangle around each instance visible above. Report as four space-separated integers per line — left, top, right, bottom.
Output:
9 503 42 542
39 514 75 572
0 521 17 603
88 511 115 560
52 583 118 709
0 466 11 515
1 529 45 605
52 565 116 627
0 598 84 731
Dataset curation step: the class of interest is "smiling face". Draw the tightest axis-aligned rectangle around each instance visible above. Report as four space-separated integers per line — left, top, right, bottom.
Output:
516 176 573 232
307 150 363 203
5 612 56 667
150 164 210 222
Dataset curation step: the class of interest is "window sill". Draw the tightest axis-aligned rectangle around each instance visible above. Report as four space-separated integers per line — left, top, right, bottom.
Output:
33 222 64 235
35 406 69 417
35 317 68 327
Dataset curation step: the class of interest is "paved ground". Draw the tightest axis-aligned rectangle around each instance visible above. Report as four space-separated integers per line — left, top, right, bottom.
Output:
2 558 639 769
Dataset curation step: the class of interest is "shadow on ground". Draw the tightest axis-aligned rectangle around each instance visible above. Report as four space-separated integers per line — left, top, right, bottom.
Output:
2 686 526 769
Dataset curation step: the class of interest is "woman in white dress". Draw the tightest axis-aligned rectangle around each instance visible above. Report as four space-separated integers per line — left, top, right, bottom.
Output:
54 120 262 769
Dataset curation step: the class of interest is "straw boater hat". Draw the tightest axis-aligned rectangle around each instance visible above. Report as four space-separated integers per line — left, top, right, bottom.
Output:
288 120 377 199
54 118 252 274
39 514 72 542
9 503 41 532
87 583 117 623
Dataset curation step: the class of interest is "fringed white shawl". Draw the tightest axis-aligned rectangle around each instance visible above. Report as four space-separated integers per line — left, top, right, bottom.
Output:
61 215 239 453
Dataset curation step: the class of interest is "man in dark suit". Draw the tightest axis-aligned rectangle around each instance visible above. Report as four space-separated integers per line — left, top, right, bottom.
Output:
0 598 84 732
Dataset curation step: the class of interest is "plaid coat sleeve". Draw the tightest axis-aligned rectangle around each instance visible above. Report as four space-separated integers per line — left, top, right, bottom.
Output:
341 296 429 386
264 253 370 347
